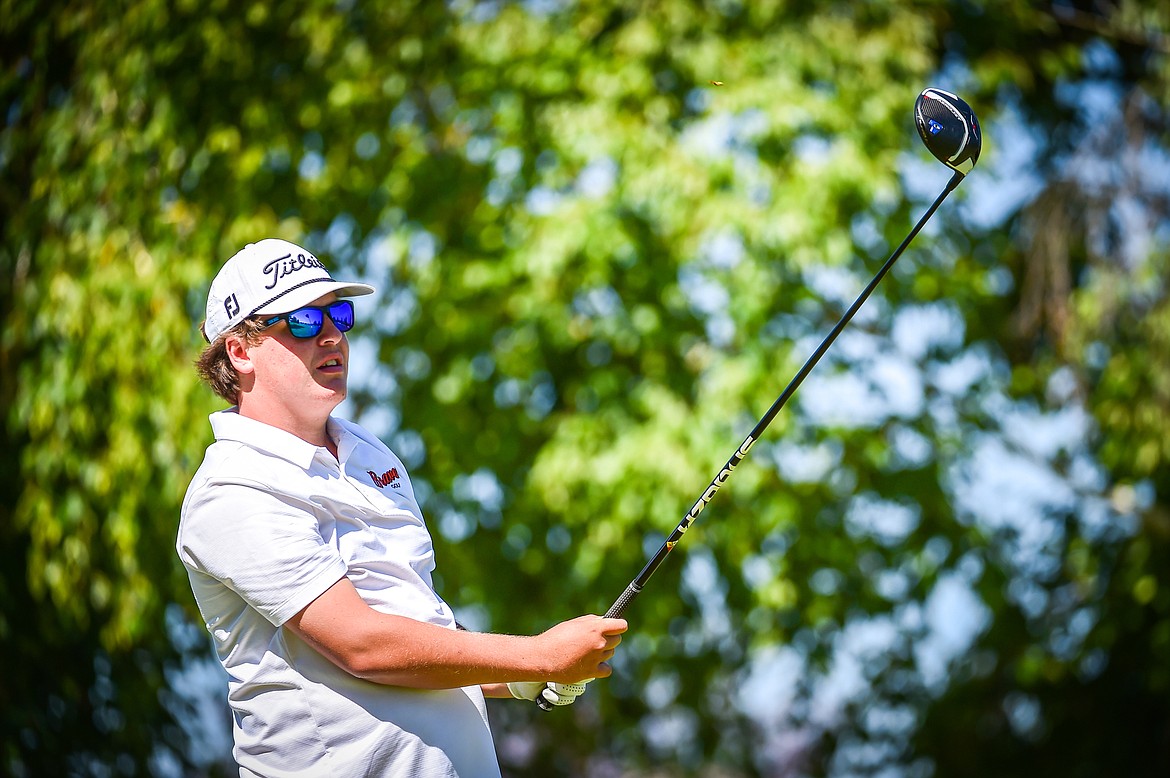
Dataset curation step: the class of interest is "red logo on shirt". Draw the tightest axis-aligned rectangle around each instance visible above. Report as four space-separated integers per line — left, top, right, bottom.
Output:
368 468 400 489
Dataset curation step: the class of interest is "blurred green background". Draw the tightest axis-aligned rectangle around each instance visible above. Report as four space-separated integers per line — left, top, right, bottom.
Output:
3 1 1169 775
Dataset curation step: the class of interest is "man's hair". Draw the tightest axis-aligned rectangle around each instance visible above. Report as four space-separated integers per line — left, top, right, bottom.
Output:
195 318 268 404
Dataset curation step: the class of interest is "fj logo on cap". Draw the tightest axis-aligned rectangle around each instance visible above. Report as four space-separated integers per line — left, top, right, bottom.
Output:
224 294 240 318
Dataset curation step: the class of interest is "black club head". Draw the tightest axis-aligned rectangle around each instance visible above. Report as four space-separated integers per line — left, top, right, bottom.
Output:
915 88 982 176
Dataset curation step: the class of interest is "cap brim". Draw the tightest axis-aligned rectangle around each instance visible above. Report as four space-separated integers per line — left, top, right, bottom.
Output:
251 280 376 316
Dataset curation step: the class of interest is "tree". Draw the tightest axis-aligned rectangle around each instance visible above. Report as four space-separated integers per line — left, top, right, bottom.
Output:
1 1 1167 775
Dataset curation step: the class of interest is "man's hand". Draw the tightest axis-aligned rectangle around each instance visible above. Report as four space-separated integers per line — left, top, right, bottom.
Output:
535 614 627 683
507 680 589 707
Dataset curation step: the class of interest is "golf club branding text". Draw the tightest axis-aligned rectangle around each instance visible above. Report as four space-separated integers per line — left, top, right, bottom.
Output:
681 436 756 530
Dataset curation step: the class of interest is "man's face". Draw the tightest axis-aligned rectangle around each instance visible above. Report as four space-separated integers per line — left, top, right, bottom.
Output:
234 292 350 417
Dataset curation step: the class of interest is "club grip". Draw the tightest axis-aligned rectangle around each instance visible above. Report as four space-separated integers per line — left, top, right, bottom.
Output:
604 581 643 620
536 582 643 712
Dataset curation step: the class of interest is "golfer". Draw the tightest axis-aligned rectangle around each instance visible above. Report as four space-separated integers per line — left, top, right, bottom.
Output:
178 238 627 777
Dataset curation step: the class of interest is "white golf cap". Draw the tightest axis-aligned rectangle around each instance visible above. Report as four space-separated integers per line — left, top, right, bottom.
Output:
202 238 375 342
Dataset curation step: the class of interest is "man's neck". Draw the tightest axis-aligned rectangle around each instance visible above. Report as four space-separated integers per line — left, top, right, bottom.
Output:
237 402 335 455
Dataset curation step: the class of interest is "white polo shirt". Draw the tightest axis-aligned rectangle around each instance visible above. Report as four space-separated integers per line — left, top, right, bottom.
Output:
177 410 501 777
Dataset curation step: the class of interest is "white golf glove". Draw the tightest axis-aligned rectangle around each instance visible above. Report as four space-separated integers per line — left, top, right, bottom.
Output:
507 680 590 707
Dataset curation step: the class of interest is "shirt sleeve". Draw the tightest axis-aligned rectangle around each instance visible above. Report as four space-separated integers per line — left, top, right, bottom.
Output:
179 477 349 626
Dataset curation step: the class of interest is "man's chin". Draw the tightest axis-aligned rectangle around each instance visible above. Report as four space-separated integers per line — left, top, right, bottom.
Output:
311 379 347 407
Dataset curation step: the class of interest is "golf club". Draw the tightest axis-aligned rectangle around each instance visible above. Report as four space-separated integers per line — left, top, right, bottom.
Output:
537 87 982 711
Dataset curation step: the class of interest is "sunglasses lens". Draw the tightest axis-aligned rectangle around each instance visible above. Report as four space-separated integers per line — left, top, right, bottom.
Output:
273 301 354 338
285 307 325 338
329 301 355 332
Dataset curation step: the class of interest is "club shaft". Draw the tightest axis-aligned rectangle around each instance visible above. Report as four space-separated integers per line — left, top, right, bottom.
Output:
605 170 963 618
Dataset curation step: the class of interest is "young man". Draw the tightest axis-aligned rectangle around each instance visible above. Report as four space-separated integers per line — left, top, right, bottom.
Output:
178 239 627 777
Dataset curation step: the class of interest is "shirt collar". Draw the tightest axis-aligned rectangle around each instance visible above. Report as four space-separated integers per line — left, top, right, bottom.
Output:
209 408 336 470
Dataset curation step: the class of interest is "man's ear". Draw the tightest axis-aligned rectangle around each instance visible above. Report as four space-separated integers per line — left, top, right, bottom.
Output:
225 334 256 376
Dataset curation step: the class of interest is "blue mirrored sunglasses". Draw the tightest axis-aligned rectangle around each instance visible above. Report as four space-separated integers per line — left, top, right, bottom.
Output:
260 300 355 339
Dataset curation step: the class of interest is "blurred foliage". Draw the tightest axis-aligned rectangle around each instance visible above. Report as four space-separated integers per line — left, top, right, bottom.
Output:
1 0 1168 776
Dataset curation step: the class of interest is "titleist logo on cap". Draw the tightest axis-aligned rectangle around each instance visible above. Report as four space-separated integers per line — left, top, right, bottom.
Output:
262 251 327 290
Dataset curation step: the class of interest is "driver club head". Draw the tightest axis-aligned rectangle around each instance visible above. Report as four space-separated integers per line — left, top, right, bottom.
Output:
915 88 982 177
